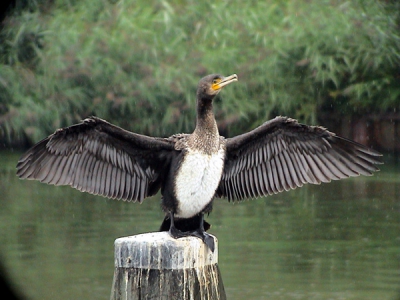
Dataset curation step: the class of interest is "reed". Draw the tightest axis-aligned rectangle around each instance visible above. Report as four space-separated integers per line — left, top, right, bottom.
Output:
1 0 399 144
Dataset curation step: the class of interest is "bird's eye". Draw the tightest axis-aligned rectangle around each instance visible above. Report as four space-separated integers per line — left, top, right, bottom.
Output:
213 78 221 84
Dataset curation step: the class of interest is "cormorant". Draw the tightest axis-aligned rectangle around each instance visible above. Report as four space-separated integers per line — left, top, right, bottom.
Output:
16 74 382 251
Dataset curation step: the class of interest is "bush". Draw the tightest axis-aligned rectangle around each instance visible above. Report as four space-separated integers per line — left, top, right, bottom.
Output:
1 0 399 144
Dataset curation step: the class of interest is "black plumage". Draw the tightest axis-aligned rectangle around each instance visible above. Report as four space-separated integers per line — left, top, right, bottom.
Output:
16 74 382 251
217 116 381 201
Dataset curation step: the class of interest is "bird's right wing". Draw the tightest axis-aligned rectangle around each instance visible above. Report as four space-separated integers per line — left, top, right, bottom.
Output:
16 117 176 202
216 116 382 202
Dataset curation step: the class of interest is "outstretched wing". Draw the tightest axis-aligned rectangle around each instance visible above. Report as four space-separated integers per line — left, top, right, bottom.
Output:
216 116 382 202
16 117 176 202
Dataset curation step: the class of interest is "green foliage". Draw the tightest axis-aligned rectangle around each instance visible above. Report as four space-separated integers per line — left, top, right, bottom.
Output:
1 0 399 143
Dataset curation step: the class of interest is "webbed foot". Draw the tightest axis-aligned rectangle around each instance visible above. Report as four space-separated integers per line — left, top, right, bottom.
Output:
167 212 215 252
190 229 215 252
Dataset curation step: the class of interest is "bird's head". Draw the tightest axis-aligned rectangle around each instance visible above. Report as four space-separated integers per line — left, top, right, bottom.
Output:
196 74 238 100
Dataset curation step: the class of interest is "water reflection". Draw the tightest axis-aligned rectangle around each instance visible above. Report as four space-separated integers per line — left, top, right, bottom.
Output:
0 152 399 300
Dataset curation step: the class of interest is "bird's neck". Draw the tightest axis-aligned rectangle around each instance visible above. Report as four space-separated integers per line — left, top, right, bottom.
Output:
190 98 220 153
195 100 218 134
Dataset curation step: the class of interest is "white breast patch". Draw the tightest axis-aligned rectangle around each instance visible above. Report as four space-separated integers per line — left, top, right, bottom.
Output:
174 147 225 218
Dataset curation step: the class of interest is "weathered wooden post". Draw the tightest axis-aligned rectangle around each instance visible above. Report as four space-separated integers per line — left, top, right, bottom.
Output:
110 232 226 300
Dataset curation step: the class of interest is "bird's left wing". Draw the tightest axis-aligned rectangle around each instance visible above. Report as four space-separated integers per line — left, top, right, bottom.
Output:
16 117 176 202
216 116 382 202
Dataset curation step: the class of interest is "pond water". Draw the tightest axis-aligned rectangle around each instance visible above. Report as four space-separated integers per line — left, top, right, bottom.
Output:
0 151 399 300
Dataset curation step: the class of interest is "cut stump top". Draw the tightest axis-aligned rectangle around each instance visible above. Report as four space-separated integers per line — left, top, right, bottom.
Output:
114 232 218 270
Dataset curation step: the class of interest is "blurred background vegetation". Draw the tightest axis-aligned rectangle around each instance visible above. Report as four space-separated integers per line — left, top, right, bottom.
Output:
0 0 399 146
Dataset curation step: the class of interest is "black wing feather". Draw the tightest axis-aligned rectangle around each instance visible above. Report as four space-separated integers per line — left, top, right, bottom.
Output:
217 116 382 202
16 116 175 202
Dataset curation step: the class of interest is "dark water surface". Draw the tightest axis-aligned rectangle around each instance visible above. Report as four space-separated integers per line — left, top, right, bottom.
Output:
1 151 399 300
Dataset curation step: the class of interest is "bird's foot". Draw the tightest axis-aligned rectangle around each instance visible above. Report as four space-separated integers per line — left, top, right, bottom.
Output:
169 227 215 252
169 225 188 239
191 229 215 252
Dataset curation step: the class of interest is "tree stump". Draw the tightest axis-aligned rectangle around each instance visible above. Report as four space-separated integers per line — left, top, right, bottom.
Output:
110 232 226 300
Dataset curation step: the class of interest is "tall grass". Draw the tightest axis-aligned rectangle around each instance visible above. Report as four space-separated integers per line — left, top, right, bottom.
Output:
1 0 399 144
